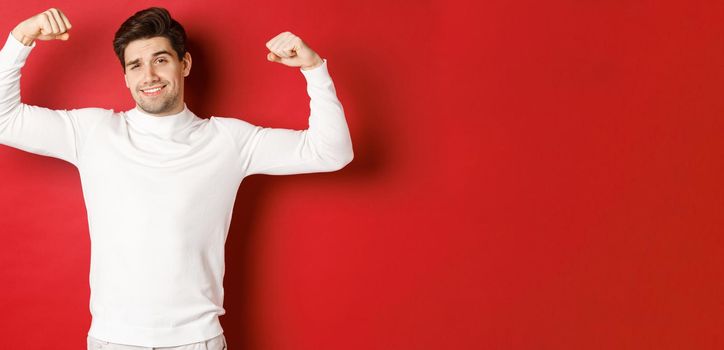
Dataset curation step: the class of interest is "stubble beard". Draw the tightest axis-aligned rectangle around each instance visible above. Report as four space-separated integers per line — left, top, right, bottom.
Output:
136 88 180 115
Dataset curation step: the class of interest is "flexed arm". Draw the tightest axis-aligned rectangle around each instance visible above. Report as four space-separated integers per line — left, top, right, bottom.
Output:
233 32 353 176
0 8 108 167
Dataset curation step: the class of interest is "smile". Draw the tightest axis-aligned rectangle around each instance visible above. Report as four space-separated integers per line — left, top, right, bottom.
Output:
141 85 166 96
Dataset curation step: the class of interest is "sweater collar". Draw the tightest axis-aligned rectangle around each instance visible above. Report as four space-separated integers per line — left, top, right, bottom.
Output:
125 103 195 134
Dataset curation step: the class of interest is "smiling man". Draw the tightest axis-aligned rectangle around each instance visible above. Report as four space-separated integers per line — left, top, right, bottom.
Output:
122 35 190 116
0 6 353 350
124 37 188 114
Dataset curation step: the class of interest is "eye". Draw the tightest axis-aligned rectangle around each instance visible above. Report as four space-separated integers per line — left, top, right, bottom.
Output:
156 57 167 63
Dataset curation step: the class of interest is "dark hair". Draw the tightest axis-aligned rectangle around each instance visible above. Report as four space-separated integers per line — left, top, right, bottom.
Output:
113 7 187 72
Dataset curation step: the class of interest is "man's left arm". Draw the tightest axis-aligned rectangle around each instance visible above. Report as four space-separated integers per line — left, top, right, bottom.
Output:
231 32 354 176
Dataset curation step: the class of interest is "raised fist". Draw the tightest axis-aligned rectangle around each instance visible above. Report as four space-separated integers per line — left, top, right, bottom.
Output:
11 8 73 46
265 31 324 71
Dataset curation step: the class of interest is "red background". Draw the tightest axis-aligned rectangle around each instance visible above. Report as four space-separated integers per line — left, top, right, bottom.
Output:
1 0 723 349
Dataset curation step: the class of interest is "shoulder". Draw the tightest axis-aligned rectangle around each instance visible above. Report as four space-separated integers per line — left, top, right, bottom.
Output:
209 116 263 136
207 116 263 151
210 115 258 128
66 107 116 121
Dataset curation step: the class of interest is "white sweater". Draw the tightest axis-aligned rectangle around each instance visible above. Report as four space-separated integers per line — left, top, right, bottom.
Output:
0 32 353 347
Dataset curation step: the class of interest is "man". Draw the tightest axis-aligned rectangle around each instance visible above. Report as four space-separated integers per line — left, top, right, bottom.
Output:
1 6 353 350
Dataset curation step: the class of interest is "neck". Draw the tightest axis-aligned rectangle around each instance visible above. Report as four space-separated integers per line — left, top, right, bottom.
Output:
125 102 195 136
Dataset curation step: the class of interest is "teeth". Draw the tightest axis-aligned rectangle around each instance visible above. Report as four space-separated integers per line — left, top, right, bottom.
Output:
143 86 163 93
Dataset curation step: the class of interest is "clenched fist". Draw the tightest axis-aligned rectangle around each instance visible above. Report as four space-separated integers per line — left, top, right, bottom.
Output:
265 31 324 71
11 8 72 46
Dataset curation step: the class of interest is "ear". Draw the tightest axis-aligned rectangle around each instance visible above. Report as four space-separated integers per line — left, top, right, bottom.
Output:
183 52 192 77
124 74 129 88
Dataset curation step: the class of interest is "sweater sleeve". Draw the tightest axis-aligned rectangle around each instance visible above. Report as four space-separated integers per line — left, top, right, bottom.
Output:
0 32 109 168
217 58 354 177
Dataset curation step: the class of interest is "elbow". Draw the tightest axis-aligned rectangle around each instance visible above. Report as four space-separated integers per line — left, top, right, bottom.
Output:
322 144 354 172
335 132 355 170
337 148 354 170
308 128 354 172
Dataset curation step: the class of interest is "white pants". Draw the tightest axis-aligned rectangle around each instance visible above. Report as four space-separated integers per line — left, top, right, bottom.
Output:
87 333 227 350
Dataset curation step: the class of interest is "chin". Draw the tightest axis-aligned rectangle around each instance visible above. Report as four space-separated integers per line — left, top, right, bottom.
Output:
138 98 180 115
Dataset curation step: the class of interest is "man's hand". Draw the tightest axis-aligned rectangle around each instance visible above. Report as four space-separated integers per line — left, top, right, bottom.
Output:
265 31 324 71
11 8 72 46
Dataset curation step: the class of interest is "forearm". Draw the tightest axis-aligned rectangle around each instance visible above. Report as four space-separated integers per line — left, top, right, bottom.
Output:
301 59 354 168
0 33 34 116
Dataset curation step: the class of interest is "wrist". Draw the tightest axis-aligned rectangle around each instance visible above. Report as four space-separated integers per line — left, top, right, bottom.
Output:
301 56 323 71
11 28 35 46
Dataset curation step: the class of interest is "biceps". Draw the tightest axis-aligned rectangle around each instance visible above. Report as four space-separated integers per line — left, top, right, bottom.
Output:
0 103 81 165
244 127 331 176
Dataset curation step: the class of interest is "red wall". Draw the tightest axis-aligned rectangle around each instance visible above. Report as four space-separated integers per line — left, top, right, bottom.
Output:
1 0 723 349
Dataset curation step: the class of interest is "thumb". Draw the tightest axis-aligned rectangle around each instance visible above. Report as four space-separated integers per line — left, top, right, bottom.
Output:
56 32 70 41
267 52 281 63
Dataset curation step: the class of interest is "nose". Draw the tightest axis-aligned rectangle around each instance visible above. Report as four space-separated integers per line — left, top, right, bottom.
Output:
141 64 160 85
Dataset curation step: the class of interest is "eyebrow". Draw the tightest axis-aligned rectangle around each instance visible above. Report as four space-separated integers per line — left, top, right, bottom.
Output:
125 50 174 68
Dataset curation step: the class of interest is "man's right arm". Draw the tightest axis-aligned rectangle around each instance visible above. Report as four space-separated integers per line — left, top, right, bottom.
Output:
0 8 111 167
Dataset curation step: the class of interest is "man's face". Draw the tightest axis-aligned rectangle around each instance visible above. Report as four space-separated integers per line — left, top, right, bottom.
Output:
123 36 191 117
